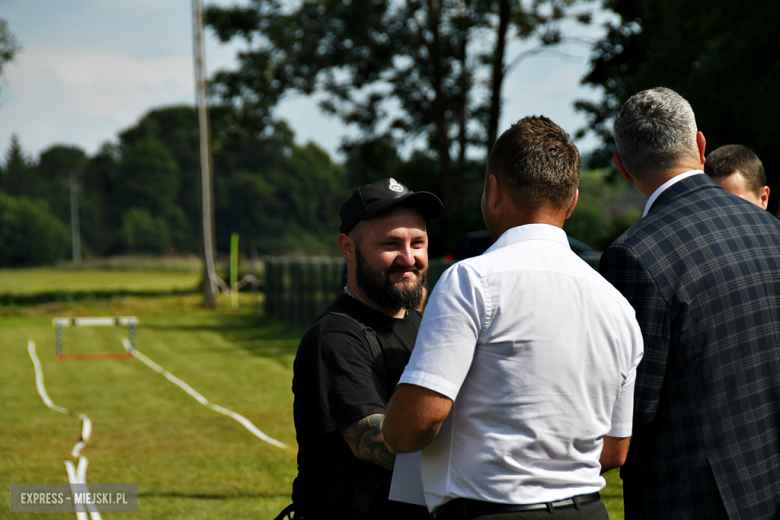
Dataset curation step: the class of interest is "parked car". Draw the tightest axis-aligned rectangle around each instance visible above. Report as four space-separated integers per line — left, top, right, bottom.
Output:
444 230 602 269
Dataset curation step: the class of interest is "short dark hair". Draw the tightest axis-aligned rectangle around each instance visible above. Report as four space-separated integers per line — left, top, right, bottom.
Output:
486 116 579 210
704 144 766 193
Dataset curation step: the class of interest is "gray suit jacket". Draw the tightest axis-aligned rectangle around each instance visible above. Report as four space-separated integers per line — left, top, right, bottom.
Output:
599 174 780 520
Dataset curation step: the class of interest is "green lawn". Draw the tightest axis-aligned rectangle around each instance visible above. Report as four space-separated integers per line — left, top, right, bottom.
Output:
0 268 201 295
1 280 626 519
2 294 301 519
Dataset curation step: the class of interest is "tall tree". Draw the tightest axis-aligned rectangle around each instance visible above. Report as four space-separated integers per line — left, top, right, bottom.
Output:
118 106 202 252
114 139 188 254
2 134 35 197
102 105 350 255
213 120 349 253
37 145 88 221
206 0 592 216
577 0 780 215
0 18 21 100
81 143 122 255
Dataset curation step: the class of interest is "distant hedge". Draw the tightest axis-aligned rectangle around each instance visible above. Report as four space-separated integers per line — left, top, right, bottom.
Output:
0 287 199 306
0 193 70 267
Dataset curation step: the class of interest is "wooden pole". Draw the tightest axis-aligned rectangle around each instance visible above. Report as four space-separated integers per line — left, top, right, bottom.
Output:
192 0 218 308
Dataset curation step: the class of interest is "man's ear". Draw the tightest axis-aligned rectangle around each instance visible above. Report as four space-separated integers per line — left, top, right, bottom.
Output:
338 233 355 259
613 152 634 182
487 174 502 208
565 189 579 220
696 131 707 165
759 186 770 210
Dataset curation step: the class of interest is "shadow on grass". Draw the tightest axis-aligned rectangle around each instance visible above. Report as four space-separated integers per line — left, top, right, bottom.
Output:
147 313 305 360
0 288 198 306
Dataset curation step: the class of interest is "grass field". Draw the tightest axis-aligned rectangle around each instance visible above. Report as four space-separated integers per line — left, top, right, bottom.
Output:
0 268 201 295
1 268 625 519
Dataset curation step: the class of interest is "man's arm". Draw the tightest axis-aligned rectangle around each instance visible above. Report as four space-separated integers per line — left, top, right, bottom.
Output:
340 414 395 470
382 384 453 454
600 436 631 473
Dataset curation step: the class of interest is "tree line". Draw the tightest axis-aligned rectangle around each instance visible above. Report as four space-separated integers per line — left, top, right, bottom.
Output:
2 0 775 268
0 104 498 267
0 108 350 266
0 103 635 268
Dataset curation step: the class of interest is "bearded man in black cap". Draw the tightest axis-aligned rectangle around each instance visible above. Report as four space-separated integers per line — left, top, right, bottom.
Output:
279 178 442 520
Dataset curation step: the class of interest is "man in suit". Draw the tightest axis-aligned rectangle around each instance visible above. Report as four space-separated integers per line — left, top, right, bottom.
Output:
599 87 780 519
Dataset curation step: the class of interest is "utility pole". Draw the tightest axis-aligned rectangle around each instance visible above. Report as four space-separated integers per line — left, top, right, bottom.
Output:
192 0 218 308
69 170 81 265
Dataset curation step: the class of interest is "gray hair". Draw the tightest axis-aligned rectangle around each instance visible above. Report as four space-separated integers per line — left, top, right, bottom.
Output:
613 87 699 179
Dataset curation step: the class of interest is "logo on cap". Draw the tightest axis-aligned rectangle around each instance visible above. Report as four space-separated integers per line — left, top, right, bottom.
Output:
388 178 404 193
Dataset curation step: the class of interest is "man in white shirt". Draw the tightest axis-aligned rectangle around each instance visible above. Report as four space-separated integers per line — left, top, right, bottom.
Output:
382 116 644 519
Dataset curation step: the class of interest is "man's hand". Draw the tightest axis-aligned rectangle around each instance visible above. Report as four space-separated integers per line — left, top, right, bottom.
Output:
382 384 452 454
340 414 395 470
600 436 631 473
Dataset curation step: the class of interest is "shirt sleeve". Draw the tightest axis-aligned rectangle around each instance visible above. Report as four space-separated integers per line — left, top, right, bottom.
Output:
298 317 388 435
607 313 645 437
399 262 487 401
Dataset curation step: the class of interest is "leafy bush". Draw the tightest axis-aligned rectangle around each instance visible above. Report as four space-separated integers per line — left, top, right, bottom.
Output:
564 170 643 250
121 207 171 254
0 193 70 266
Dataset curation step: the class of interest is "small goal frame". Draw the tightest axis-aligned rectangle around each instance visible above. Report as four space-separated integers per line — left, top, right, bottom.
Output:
53 317 138 360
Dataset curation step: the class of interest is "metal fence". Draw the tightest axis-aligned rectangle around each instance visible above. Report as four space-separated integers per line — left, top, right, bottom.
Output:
263 256 451 329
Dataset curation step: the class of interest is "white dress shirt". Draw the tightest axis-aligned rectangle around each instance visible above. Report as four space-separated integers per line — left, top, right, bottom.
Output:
398 224 644 512
643 170 704 217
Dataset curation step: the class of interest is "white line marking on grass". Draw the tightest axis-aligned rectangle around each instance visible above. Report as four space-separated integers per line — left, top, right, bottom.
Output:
65 457 102 520
121 338 287 449
28 341 102 519
28 341 92 458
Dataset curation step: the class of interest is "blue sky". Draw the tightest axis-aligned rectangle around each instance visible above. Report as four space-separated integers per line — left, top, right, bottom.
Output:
0 0 612 162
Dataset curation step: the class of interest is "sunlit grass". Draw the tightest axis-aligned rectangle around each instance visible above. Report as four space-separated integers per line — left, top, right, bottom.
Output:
55 255 204 272
1 289 626 519
0 268 201 295
1 294 300 519
603 468 624 519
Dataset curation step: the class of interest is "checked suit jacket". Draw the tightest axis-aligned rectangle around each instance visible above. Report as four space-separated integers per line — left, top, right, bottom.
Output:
599 174 780 520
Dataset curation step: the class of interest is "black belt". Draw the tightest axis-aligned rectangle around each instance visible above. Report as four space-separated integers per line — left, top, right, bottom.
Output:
435 492 601 519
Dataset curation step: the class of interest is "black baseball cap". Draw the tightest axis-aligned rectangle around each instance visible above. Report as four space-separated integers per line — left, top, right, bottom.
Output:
339 177 444 234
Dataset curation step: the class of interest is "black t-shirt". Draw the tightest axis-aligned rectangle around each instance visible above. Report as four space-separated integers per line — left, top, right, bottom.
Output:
291 293 428 520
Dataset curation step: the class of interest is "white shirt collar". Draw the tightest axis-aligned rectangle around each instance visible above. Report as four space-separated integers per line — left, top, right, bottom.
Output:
486 223 569 254
643 170 704 217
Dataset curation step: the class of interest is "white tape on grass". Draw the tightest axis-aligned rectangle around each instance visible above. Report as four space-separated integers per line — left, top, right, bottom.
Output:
28 341 92 458
65 457 102 520
28 341 102 520
121 338 287 449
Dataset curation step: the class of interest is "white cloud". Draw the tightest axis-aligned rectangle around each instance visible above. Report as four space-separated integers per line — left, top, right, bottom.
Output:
0 46 193 155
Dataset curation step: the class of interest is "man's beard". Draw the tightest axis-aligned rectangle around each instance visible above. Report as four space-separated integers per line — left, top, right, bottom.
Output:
354 247 427 311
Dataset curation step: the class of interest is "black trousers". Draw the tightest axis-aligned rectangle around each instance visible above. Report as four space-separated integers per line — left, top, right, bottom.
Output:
436 499 609 520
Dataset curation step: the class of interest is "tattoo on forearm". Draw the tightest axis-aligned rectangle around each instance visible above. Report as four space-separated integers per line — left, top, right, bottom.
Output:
340 414 396 470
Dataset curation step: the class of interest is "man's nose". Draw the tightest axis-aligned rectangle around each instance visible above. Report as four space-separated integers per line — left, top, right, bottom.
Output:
395 245 415 267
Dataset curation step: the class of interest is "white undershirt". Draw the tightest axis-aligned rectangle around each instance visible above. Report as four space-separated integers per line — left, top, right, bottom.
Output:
643 170 704 217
